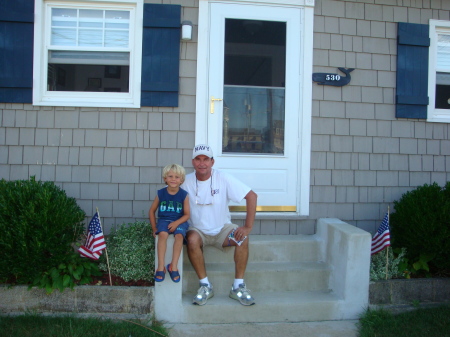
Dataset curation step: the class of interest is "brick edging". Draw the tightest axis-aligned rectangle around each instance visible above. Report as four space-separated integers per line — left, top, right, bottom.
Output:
369 278 450 305
1 279 449 316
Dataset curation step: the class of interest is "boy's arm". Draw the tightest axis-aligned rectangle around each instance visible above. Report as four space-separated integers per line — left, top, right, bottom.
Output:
149 196 159 236
168 195 190 231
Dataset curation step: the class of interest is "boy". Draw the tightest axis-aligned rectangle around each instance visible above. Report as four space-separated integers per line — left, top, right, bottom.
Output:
149 164 190 282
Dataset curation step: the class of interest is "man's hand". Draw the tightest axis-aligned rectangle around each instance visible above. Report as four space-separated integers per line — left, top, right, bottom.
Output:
234 226 251 241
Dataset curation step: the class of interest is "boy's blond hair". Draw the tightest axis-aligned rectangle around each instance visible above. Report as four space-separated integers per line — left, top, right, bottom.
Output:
162 164 186 183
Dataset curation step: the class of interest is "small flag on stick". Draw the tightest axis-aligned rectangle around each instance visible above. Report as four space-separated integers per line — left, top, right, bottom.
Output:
78 211 106 260
371 212 390 255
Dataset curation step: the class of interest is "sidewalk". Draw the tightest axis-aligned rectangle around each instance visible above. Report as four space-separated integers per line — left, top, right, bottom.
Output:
165 320 359 337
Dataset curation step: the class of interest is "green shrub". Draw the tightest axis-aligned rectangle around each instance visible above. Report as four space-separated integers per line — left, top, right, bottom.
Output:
99 220 155 282
390 182 450 271
370 247 407 281
0 176 88 285
31 252 102 294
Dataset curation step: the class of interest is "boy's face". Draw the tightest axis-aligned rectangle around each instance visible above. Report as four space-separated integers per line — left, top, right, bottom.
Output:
164 170 183 188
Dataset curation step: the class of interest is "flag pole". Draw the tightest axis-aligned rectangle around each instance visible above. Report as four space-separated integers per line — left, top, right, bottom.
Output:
97 207 113 286
385 206 390 280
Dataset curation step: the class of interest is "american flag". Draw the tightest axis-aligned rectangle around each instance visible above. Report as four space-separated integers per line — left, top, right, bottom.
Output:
78 212 106 260
371 212 390 255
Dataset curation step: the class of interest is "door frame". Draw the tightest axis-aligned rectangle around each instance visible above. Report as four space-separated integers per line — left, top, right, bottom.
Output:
195 0 314 216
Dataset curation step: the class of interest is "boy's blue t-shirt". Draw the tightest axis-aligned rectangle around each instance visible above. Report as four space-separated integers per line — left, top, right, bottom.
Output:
157 187 188 222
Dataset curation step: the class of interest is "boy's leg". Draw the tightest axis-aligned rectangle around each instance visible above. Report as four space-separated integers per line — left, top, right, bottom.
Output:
170 233 184 271
168 233 184 282
156 231 169 275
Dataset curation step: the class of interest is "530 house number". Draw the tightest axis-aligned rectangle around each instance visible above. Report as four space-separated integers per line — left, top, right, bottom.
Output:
312 68 354 86
326 74 340 81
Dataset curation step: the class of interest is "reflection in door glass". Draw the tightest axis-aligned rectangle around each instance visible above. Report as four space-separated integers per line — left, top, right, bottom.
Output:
223 19 286 154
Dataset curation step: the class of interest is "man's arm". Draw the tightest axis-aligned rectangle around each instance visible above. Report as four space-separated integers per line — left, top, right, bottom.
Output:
233 190 257 241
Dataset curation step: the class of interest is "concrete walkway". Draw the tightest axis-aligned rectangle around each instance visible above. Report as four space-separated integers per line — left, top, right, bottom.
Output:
165 320 359 337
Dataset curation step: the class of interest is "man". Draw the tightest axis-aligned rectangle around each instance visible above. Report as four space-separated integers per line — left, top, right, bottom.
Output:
181 144 257 306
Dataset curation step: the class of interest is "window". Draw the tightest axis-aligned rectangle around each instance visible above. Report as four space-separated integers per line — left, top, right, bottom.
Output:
428 20 450 123
223 19 286 155
33 0 143 108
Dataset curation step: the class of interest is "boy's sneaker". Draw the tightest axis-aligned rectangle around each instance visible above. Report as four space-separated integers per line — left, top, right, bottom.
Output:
229 283 255 306
192 283 214 305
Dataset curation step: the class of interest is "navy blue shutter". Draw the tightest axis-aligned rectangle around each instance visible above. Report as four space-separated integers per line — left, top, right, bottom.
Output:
0 0 34 103
396 22 430 119
141 4 180 107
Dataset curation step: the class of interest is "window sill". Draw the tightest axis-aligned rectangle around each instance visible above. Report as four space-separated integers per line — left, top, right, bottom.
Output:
427 109 450 123
33 93 140 109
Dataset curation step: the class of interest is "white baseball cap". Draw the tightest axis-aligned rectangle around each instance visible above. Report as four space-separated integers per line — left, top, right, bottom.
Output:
192 144 213 159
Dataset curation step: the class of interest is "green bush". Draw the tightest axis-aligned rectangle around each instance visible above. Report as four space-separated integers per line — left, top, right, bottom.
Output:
99 220 155 282
390 182 450 271
370 247 407 281
0 176 89 286
31 252 102 294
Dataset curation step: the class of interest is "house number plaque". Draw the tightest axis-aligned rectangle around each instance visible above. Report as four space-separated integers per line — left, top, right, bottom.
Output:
312 67 354 86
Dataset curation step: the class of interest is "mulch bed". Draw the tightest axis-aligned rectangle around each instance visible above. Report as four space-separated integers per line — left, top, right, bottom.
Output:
88 273 154 287
3 273 154 287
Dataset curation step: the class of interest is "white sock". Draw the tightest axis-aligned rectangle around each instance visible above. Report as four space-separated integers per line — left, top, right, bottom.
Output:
200 277 210 287
233 279 244 289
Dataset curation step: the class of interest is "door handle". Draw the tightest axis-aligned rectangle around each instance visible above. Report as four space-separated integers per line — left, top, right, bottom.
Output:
210 96 223 114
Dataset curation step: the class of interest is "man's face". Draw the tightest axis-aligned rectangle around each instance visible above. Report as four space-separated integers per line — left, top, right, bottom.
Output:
192 155 214 179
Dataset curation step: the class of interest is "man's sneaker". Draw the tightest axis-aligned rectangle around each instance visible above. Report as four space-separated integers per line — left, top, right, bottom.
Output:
192 283 214 305
229 283 255 306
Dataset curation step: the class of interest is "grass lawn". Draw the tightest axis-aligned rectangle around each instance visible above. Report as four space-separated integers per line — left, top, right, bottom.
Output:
1 305 450 337
0 314 168 337
357 305 450 337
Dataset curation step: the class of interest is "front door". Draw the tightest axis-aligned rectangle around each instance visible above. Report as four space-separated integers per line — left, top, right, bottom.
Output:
196 1 311 213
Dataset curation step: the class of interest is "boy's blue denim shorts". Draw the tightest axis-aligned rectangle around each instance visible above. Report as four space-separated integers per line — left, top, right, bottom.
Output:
156 219 189 238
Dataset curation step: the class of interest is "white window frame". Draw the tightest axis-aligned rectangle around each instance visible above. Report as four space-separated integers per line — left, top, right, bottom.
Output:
33 0 143 108
428 19 450 123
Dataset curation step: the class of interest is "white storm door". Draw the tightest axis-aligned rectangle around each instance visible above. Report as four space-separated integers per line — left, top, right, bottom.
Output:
200 2 305 212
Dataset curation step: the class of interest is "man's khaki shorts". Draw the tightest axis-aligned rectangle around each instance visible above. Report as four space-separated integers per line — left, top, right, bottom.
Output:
187 224 238 251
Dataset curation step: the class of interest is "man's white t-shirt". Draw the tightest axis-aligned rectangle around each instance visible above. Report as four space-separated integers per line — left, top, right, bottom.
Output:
181 169 251 235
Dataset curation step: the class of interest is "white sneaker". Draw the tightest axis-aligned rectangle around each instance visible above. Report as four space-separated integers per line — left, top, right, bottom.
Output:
229 283 255 306
192 283 214 305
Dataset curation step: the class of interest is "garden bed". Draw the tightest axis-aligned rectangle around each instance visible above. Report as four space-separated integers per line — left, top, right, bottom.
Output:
87 272 153 287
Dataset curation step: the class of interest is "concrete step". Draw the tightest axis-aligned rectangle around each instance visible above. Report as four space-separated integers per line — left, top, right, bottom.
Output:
182 261 331 294
155 219 372 324
181 290 344 323
183 235 322 264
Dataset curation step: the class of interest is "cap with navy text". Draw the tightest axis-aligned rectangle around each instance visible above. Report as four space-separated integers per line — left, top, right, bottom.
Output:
192 144 213 159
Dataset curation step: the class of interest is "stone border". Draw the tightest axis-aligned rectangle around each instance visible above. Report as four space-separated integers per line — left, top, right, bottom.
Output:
0 285 154 318
369 278 450 305
1 279 449 317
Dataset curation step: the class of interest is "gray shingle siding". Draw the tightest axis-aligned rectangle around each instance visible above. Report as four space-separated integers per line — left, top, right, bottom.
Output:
1 0 450 235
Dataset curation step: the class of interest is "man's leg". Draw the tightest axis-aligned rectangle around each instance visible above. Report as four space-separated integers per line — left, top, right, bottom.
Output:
186 230 214 305
223 234 249 279
223 230 255 306
186 230 207 279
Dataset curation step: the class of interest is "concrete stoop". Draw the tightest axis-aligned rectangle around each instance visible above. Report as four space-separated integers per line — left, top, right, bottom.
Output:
181 291 345 323
155 218 372 324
